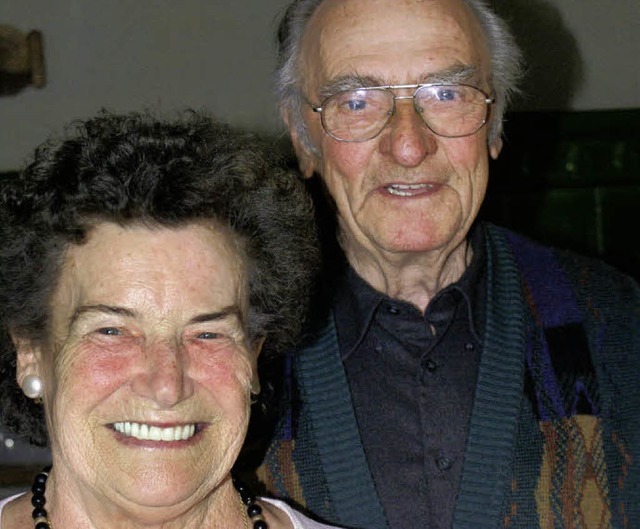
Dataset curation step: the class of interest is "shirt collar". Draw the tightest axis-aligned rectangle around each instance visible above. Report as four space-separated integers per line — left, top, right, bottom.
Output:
334 224 486 358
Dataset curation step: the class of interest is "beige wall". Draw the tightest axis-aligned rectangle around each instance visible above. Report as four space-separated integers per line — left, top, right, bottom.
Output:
498 0 640 112
550 0 639 110
1 0 290 171
1 0 638 170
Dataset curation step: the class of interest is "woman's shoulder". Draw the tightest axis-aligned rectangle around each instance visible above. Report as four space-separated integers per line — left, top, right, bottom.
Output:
0 493 31 529
260 497 349 529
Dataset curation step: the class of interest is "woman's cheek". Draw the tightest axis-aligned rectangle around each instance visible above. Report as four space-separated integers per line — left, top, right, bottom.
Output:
188 341 254 391
55 337 140 395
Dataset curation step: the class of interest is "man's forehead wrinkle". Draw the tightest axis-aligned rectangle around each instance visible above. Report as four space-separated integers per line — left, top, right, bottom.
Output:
309 0 491 75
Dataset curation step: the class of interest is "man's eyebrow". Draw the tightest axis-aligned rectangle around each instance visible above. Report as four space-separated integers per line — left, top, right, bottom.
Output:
318 65 480 99
420 65 480 85
318 74 383 99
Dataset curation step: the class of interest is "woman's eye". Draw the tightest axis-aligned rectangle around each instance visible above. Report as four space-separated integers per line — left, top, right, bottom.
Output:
197 331 220 340
97 327 121 336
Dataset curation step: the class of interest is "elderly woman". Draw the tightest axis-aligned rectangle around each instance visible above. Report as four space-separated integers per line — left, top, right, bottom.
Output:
0 112 344 529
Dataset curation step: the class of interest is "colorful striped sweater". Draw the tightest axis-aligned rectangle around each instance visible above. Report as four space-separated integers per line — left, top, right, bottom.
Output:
259 224 640 529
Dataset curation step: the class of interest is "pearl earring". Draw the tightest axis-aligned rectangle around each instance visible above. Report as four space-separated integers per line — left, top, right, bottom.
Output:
22 374 44 399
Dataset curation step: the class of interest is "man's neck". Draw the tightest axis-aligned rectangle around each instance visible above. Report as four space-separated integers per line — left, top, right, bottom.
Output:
344 238 472 313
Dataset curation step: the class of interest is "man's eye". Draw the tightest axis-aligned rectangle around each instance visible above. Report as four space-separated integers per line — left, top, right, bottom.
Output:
346 98 367 111
197 332 220 340
435 88 459 101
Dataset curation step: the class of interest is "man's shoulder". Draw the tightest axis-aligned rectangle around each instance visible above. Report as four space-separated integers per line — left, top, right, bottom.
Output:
485 223 638 292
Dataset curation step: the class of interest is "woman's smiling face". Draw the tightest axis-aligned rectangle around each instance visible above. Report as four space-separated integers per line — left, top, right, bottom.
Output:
18 221 260 516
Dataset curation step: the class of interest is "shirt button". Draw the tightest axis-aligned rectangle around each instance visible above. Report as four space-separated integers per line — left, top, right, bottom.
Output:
465 342 475 351
436 456 453 470
387 305 400 315
424 359 438 373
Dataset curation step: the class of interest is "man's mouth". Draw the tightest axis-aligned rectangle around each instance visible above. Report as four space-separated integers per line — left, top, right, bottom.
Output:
385 183 434 197
112 421 197 442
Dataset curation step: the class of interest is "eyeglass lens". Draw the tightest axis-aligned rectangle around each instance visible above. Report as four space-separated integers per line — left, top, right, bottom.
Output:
321 84 489 141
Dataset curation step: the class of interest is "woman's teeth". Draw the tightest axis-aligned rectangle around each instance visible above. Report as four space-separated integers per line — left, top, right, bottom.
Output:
113 422 196 441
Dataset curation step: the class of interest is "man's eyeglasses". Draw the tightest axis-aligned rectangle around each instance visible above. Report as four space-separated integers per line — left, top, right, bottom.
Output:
311 83 494 142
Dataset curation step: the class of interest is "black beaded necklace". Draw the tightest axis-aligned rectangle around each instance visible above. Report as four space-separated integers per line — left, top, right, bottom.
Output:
234 478 269 529
30 466 50 529
30 467 269 529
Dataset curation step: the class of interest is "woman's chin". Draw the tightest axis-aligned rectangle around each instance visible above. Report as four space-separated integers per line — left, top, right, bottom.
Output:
91 460 225 510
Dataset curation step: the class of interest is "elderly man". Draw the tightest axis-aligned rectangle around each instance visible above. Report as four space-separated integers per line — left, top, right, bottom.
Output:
258 0 640 528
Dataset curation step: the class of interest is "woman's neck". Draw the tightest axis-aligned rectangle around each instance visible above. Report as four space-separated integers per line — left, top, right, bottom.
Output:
9 471 250 529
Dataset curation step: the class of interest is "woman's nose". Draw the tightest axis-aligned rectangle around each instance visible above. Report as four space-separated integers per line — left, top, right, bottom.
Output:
131 340 194 408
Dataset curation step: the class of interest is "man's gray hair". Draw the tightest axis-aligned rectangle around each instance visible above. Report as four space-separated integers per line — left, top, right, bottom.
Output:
275 0 522 154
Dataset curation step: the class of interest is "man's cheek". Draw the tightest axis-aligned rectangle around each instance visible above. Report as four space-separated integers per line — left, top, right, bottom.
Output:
322 141 370 179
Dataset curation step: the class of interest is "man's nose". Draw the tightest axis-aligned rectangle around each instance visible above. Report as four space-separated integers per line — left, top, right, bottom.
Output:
380 98 437 167
131 339 194 408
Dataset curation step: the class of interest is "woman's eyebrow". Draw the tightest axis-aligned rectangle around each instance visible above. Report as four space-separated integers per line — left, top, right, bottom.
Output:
69 304 136 327
188 305 243 325
67 304 245 333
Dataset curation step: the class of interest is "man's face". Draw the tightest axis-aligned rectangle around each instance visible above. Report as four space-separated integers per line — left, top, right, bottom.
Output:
292 0 501 264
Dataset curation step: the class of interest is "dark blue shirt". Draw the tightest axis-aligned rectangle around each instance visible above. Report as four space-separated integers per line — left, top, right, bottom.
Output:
334 232 486 529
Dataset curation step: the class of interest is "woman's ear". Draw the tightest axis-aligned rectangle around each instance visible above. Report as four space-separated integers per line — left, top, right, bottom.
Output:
13 334 44 390
250 336 266 396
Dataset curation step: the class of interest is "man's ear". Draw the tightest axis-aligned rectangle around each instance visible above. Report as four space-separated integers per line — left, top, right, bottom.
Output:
13 335 44 389
281 107 319 179
489 136 503 160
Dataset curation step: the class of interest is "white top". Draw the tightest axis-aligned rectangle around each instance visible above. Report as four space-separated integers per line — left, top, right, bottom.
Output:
0 494 345 529
261 497 345 529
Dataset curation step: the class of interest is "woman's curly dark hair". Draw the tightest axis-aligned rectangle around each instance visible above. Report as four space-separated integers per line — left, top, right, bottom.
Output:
0 110 320 446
